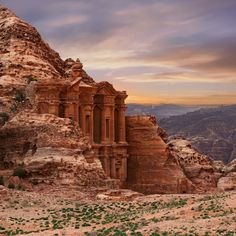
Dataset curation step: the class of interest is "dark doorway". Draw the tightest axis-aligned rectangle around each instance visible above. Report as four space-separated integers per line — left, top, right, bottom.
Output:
59 104 65 118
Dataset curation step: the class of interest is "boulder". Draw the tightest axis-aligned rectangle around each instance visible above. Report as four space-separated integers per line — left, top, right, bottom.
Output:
217 173 236 191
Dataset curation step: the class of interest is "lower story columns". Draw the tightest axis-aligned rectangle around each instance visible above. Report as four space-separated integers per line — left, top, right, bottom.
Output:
118 106 126 143
110 156 116 179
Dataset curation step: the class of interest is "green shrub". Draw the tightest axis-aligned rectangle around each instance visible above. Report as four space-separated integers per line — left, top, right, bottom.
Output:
13 167 27 179
0 176 4 186
10 104 17 113
8 183 15 189
0 112 9 124
27 75 37 84
17 184 25 191
14 90 26 103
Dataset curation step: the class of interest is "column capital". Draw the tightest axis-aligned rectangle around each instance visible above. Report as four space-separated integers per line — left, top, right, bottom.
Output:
48 101 60 105
116 105 126 109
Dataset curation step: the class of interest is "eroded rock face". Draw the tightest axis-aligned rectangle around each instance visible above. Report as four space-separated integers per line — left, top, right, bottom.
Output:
168 138 218 192
0 112 109 188
0 5 94 112
125 116 193 194
217 173 236 191
217 159 236 191
0 5 65 109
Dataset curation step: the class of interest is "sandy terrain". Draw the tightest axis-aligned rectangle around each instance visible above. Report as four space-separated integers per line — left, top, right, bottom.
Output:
0 187 235 236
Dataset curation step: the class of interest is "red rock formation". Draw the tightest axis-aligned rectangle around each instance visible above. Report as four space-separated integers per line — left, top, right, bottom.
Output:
0 6 64 86
126 116 193 194
1 5 234 195
0 5 94 112
0 112 112 188
168 138 218 192
217 159 236 191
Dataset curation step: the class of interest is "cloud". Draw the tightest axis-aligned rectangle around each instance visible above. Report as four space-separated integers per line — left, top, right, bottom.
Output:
1 0 236 104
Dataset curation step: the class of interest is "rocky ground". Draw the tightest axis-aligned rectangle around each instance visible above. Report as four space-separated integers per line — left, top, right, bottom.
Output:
0 187 236 236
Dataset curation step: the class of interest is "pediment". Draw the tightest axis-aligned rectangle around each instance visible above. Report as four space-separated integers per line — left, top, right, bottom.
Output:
97 82 118 96
69 77 82 91
69 77 94 92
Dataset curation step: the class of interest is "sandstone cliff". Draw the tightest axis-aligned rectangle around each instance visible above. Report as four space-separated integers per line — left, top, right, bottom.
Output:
0 5 63 109
168 138 218 192
0 5 94 112
0 112 109 188
125 116 223 194
1 5 234 195
126 116 193 194
0 5 113 192
217 159 236 191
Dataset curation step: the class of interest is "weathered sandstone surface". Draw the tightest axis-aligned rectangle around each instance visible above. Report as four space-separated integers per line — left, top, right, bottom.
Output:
0 5 94 112
0 112 110 188
125 116 229 194
126 116 193 194
217 159 236 191
168 138 218 192
1 4 235 195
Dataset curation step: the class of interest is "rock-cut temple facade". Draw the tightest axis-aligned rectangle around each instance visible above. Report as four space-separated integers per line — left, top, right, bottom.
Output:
34 59 128 184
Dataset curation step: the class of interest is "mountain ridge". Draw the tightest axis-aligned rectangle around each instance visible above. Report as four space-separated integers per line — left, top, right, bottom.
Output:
160 104 236 164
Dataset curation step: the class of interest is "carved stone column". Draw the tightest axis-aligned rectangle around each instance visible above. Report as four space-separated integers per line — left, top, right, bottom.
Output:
80 106 85 133
74 102 79 122
64 103 69 118
110 156 116 179
89 107 94 143
101 106 106 143
121 156 127 181
119 106 126 143
110 106 115 143
64 102 74 120
106 156 111 177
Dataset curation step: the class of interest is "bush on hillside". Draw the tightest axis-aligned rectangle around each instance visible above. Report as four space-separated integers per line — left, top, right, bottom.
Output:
0 176 4 186
13 167 27 179
14 90 26 103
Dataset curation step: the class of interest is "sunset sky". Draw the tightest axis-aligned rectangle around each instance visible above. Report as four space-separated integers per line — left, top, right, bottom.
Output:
2 0 236 105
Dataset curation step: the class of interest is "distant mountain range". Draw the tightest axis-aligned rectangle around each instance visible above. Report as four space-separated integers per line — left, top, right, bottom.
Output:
159 105 236 164
126 104 205 120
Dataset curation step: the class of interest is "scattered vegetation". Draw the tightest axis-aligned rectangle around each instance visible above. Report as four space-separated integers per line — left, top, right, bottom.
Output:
13 166 27 179
17 184 25 191
8 183 15 189
0 112 9 125
10 103 17 113
14 90 26 103
0 191 235 235
0 176 4 186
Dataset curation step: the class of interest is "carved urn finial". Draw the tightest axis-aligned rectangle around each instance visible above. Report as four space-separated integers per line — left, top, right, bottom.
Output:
71 58 83 78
